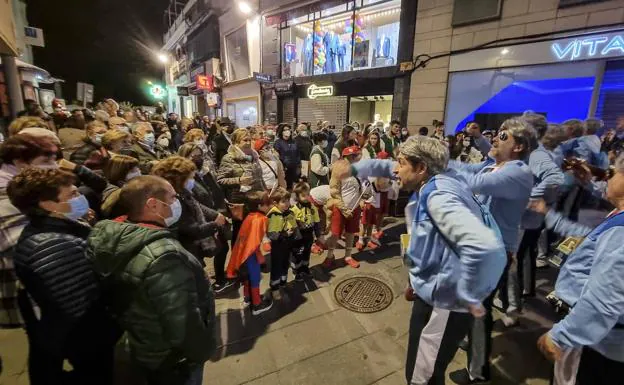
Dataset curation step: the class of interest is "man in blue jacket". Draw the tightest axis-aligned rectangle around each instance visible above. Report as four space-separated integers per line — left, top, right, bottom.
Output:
335 136 507 385
449 118 537 384
530 153 624 385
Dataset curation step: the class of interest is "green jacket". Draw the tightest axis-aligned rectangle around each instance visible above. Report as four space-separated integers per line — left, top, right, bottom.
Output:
86 219 216 371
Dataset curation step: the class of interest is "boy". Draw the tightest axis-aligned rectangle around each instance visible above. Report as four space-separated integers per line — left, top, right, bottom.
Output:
267 187 299 296
226 191 273 315
291 182 321 280
309 184 331 254
356 174 391 251
324 146 367 269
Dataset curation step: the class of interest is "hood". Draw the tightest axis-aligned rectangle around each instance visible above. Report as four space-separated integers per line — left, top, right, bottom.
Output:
86 219 174 276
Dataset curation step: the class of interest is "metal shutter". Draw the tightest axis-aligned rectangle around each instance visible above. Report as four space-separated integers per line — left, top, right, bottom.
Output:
283 98 295 126
298 96 348 127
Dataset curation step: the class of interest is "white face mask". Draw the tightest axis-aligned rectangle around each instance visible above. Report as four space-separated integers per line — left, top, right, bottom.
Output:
320 140 328 149
300 131 309 137
283 130 291 139
194 139 204 146
125 170 141 181
159 198 182 227
93 133 104 145
142 132 155 147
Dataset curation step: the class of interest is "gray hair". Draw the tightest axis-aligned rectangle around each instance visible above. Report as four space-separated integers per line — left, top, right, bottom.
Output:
399 136 449 176
500 118 538 159
615 153 624 174
541 124 568 151
584 118 603 135
563 119 584 138
521 113 548 139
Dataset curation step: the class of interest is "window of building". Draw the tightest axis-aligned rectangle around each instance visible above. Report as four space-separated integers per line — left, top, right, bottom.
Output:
451 0 502 27
226 98 259 126
353 1 400 70
278 0 400 78
225 26 250 82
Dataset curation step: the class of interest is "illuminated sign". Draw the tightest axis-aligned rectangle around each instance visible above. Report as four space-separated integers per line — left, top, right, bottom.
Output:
149 84 167 99
196 75 214 91
551 34 624 61
307 84 334 99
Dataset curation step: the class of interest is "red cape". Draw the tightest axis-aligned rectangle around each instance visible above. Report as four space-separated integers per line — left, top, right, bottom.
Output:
226 212 268 279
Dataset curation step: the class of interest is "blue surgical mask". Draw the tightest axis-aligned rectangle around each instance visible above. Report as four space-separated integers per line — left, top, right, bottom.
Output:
185 178 195 192
164 198 182 227
142 132 155 147
64 195 90 221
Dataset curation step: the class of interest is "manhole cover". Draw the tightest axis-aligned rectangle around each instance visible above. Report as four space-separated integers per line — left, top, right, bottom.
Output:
334 276 393 313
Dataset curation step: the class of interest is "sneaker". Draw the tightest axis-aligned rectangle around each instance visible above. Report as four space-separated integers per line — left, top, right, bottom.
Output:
311 244 324 254
295 272 305 281
355 241 365 251
251 297 273 316
372 230 384 239
501 310 520 327
345 257 360 268
242 297 251 308
271 288 282 301
536 258 548 268
301 266 313 278
366 240 379 250
458 337 469 351
322 257 335 269
449 369 490 384
213 279 236 294
315 240 328 250
492 297 504 310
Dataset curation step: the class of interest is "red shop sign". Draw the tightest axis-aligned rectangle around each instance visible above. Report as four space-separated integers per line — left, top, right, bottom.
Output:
196 75 214 91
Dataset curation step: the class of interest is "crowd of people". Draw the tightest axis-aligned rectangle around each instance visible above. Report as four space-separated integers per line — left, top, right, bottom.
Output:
0 95 623 385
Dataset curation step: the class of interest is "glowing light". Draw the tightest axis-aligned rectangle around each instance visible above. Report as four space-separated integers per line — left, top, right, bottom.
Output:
157 53 168 64
552 34 624 61
501 48 509 55
238 1 252 14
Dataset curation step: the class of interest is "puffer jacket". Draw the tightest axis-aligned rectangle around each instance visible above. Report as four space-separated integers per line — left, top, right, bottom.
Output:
86 219 216 371
216 145 265 204
13 216 117 348
274 138 301 167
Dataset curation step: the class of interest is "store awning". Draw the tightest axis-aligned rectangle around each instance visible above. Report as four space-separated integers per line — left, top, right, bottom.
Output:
0 57 61 83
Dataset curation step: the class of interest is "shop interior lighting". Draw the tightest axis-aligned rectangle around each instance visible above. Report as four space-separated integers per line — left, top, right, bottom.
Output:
501 48 510 55
295 7 400 33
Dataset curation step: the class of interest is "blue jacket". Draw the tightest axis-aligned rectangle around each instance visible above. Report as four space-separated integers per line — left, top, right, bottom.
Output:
353 159 507 310
473 136 492 158
521 144 565 229
547 210 624 362
274 138 301 168
449 159 534 253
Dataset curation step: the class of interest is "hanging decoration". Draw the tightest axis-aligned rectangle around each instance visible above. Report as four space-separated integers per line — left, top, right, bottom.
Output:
313 20 326 72
354 14 366 43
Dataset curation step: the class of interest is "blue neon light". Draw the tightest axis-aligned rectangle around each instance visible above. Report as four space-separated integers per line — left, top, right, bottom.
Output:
552 34 624 61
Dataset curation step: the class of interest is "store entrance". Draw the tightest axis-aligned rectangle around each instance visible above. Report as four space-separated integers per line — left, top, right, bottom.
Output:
349 95 393 126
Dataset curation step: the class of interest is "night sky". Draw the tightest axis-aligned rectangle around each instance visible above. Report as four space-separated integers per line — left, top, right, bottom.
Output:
27 0 169 106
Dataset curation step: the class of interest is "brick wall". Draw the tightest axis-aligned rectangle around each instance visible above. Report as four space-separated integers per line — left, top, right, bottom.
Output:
408 0 624 132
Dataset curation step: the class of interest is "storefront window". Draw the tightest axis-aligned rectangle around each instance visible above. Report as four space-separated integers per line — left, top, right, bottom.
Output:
282 22 314 78
225 26 250 82
278 0 400 78
354 1 400 70
226 99 258 127
445 61 602 133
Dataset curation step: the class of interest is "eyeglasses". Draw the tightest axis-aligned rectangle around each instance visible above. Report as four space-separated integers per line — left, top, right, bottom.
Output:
498 131 509 141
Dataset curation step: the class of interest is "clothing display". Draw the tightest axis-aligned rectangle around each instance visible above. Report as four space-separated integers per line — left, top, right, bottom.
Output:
376 34 391 58
302 34 314 76
323 31 341 74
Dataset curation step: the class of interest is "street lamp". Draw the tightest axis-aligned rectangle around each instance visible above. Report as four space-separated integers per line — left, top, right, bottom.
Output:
238 1 252 14
157 53 169 64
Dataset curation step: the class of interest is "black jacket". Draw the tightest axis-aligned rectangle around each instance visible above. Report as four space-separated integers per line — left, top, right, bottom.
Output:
175 190 221 264
295 135 314 161
70 139 99 166
13 216 117 349
211 133 231 168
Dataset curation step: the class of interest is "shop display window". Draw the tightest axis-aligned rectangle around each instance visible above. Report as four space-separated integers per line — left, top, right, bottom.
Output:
226 99 258 127
445 61 602 133
278 0 400 78
225 26 251 82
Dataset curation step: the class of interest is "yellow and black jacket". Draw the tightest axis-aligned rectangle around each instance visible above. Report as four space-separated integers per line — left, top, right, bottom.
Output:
267 206 299 242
